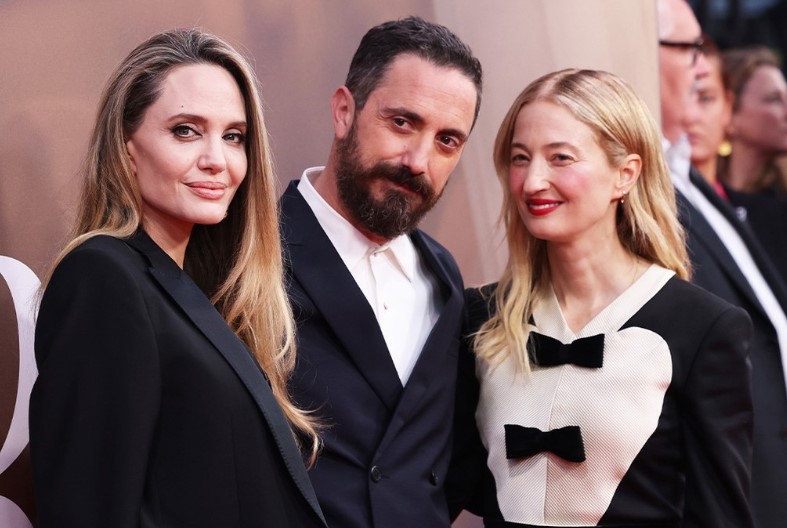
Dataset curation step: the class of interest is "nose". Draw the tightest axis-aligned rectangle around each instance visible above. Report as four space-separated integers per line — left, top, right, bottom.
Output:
198 136 227 174
520 158 549 195
400 137 430 176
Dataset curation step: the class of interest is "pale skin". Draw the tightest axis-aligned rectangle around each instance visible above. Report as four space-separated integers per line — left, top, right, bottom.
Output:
509 101 642 332
687 55 733 184
726 65 787 191
311 53 477 245
125 64 248 266
657 0 710 143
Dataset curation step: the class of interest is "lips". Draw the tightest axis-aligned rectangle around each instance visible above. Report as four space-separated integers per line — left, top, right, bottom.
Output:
185 181 228 200
527 198 562 216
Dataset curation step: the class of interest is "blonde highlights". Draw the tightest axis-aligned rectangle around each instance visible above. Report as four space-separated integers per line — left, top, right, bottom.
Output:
47 28 319 462
475 69 689 373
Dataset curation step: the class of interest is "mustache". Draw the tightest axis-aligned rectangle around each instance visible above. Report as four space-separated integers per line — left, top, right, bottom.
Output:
369 163 431 198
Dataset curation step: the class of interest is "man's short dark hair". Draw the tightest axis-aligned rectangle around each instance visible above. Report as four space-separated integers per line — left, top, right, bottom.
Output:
344 16 483 125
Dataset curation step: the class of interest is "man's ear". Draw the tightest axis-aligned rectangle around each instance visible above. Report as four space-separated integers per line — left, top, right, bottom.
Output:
616 153 642 199
331 86 356 140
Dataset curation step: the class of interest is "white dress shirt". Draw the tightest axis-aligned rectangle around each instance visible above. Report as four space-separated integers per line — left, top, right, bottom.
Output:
297 167 440 384
665 135 787 396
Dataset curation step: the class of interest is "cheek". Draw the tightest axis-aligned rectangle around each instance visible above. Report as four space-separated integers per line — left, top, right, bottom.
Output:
230 153 248 186
431 158 459 190
508 168 523 196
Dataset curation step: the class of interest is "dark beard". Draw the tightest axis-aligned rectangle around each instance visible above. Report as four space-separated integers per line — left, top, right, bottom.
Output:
334 124 441 240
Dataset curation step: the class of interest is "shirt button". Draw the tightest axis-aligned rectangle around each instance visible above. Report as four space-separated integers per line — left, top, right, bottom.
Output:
370 465 382 483
429 470 439 486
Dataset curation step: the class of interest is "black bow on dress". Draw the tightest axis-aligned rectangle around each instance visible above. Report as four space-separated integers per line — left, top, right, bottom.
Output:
529 332 604 368
504 424 586 463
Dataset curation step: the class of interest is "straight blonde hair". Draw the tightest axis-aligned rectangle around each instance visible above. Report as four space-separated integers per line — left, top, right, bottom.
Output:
45 28 320 462
474 69 689 373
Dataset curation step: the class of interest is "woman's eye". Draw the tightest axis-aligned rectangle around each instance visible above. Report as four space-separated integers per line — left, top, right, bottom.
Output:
224 132 245 144
172 125 197 138
511 153 529 164
553 153 573 164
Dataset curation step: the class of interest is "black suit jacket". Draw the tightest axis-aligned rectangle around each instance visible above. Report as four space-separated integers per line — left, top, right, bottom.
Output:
280 181 465 528
677 171 787 528
30 231 326 528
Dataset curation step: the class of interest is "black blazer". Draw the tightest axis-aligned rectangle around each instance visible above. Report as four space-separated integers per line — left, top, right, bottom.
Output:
280 181 465 528
30 231 326 528
677 172 787 528
725 186 787 287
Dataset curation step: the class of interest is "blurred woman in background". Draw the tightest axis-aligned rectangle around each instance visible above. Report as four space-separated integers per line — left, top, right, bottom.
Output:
720 46 787 199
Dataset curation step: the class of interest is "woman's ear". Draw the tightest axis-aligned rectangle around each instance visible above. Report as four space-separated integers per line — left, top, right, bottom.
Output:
125 139 137 174
616 153 642 199
331 86 356 140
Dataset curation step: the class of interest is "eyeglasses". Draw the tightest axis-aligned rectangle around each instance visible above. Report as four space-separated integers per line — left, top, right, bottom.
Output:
659 37 705 66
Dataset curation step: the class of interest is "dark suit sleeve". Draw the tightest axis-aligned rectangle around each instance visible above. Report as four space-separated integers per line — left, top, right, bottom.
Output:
682 305 754 528
446 287 491 519
30 245 161 528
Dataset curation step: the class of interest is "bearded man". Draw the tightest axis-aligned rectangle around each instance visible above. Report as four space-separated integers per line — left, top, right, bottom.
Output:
279 16 482 528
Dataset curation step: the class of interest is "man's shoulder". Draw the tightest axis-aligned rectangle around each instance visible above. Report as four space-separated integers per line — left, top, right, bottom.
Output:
410 229 462 283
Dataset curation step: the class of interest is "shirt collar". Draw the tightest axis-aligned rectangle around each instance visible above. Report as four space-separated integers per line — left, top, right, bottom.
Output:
297 167 417 282
663 134 692 185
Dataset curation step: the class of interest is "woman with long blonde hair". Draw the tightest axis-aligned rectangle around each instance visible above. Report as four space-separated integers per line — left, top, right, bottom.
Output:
29 28 325 527
467 69 753 527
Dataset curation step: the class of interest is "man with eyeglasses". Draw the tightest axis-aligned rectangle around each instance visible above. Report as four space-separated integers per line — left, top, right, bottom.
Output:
658 1 787 527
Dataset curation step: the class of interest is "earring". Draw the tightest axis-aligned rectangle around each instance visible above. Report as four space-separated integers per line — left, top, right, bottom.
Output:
718 140 732 157
620 192 628 205
223 211 228 219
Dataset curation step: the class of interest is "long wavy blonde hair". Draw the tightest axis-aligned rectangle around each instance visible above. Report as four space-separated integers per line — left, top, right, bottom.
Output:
45 28 320 462
474 69 690 373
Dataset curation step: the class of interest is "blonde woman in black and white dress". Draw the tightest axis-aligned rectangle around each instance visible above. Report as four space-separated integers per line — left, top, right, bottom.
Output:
464 69 754 528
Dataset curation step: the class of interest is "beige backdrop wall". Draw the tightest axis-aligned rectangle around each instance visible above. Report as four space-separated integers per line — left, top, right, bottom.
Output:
0 1 658 526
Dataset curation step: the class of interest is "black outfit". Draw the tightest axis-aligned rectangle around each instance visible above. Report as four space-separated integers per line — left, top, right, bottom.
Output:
280 181 465 528
30 231 326 528
467 265 753 527
678 170 787 528
724 186 787 286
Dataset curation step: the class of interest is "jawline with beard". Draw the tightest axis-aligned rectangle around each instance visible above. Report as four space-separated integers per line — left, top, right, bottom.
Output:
335 121 444 241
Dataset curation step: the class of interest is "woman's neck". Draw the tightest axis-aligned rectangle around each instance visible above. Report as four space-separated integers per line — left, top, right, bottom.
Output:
548 241 643 333
693 156 718 186
726 142 769 192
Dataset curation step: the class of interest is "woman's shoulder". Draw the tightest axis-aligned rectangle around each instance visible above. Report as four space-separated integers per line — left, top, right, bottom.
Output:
629 273 752 342
464 283 499 332
50 234 144 285
662 275 748 318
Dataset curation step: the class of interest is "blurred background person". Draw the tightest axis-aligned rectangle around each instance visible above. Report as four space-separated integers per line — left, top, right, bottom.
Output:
687 40 787 284
466 68 753 527
687 35 733 190
719 46 787 199
29 28 326 528
659 2 787 525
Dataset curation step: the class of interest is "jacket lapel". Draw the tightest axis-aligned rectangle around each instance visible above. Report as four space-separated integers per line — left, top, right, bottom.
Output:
280 182 403 410
689 169 787 307
374 231 464 455
126 232 327 526
676 189 769 321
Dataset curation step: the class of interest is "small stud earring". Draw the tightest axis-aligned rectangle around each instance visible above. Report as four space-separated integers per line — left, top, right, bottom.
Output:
620 192 628 205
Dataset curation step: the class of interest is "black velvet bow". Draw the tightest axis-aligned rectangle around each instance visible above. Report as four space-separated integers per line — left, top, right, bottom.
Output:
529 332 604 368
504 424 586 463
